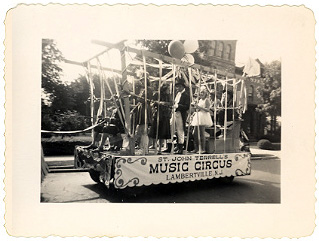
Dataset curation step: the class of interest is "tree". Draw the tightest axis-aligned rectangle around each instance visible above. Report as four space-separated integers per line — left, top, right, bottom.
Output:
42 39 64 103
136 40 171 56
256 60 281 135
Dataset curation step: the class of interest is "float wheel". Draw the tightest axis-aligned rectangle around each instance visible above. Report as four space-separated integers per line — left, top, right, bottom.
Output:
220 176 235 184
89 169 101 183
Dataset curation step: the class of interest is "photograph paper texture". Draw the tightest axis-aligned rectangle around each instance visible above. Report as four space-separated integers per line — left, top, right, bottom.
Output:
4 4 316 237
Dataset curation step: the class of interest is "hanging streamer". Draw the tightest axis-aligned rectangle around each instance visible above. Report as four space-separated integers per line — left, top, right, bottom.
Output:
142 54 148 155
83 62 97 141
84 62 95 126
243 79 247 113
196 70 202 154
106 52 127 130
96 58 130 137
155 59 163 154
96 57 105 118
41 120 107 134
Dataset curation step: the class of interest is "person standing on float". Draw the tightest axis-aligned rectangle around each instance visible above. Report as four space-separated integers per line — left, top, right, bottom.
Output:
166 78 190 154
191 86 213 153
149 83 172 154
134 75 153 154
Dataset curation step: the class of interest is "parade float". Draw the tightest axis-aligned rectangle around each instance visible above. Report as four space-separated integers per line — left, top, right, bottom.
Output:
43 40 251 190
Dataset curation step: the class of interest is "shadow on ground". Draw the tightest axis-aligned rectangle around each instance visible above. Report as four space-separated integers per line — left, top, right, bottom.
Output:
78 176 280 203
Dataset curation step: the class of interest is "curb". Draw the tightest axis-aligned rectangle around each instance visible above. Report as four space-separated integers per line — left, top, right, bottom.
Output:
49 168 90 173
251 156 279 160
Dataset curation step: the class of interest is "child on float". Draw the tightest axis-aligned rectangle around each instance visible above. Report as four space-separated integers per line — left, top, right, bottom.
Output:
191 86 213 153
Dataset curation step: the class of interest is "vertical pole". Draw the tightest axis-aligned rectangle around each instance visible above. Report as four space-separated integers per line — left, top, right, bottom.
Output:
224 76 228 153
86 62 95 139
170 64 176 155
132 70 136 136
155 60 163 154
120 46 134 155
142 54 148 155
196 71 202 154
185 68 193 153
232 78 236 150
214 71 217 153
96 57 105 118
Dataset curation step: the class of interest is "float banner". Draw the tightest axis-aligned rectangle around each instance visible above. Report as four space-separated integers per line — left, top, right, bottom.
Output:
114 153 251 189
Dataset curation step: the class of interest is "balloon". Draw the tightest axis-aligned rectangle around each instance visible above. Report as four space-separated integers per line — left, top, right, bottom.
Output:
183 40 199 53
168 40 185 59
181 54 195 65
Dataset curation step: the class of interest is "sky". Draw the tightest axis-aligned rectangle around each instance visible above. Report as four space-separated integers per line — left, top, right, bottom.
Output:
55 37 281 83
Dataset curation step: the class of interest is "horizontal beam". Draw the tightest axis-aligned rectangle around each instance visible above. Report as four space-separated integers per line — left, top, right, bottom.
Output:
63 59 122 75
125 46 245 79
86 40 127 63
91 39 127 51
92 40 248 79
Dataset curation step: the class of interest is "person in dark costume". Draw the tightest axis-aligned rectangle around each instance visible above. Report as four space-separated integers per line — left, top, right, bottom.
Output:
166 78 190 154
149 83 172 154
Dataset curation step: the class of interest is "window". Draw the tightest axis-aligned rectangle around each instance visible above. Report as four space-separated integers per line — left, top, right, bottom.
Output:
225 44 231 60
208 40 217 56
248 85 254 102
216 42 224 58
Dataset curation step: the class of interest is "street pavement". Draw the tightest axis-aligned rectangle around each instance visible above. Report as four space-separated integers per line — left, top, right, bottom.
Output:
41 146 281 203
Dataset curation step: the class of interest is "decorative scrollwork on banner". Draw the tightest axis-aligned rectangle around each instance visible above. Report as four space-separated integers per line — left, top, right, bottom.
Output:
235 154 242 162
235 169 245 176
114 169 140 188
235 153 250 162
115 157 128 168
116 157 147 168
246 161 251 175
127 157 147 165
114 157 147 188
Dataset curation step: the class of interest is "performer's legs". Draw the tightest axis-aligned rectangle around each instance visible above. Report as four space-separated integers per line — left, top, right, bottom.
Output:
199 126 206 153
137 124 149 154
175 112 184 154
175 112 184 144
192 128 199 153
121 134 129 150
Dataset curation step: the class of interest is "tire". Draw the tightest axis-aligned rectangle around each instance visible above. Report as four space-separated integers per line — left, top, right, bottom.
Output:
219 176 234 184
89 169 101 183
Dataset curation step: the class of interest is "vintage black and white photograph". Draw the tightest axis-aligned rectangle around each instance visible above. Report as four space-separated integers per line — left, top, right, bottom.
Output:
40 38 281 203
5 4 316 237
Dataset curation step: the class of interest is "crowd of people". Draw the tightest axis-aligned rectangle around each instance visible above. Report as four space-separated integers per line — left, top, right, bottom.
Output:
85 74 241 155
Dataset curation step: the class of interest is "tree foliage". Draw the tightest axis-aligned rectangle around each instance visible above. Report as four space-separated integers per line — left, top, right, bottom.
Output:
256 60 281 135
256 60 281 117
136 40 171 56
42 39 63 98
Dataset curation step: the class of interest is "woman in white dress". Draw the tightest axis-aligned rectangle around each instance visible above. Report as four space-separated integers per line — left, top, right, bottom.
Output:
191 87 213 153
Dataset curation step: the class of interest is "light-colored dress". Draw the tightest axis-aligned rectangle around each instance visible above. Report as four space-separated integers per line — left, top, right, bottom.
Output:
191 98 213 127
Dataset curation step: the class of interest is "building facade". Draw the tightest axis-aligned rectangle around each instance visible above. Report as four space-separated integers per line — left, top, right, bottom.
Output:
197 40 265 140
